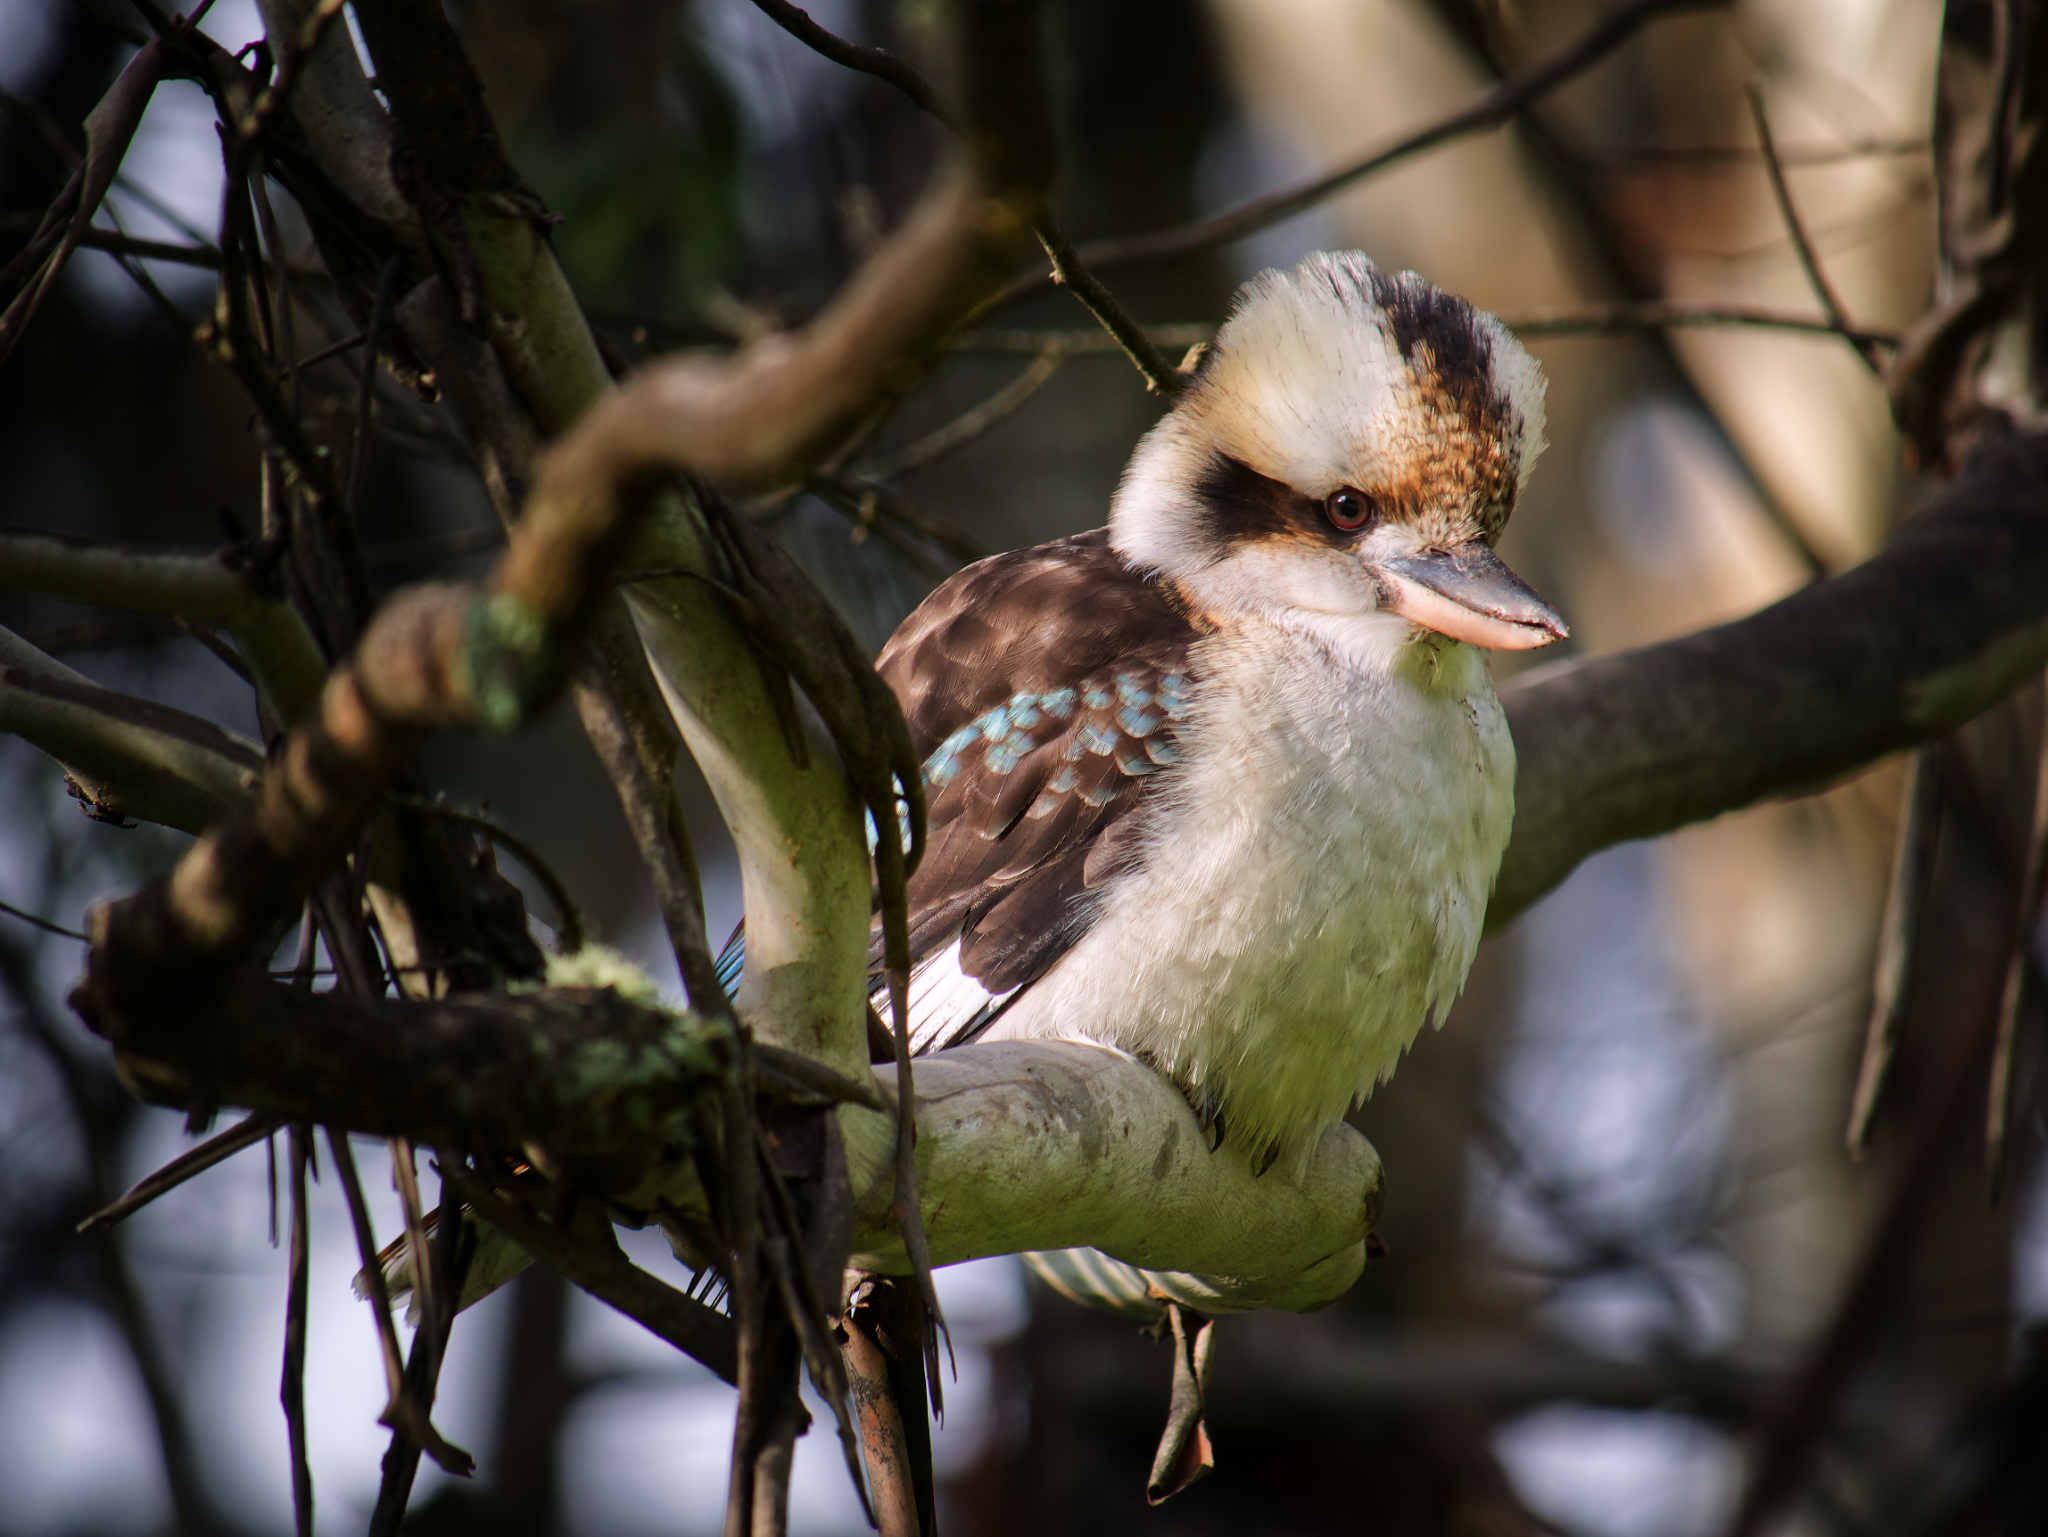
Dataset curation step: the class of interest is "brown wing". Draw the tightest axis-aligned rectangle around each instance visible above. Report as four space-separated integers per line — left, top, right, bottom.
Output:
870 531 1201 1046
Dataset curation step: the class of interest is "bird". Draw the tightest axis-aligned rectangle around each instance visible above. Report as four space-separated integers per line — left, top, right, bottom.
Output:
846 250 1565 1185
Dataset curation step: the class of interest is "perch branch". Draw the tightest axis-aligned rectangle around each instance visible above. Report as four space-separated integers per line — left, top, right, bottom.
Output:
1492 433 2048 927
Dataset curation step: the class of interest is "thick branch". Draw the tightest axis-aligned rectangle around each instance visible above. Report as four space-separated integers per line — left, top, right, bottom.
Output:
97 980 731 1160
0 626 260 834
0 527 327 724
840 1043 1382 1314
1493 433 2048 925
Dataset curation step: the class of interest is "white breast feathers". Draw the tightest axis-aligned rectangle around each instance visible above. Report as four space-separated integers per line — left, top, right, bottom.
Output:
983 615 1516 1171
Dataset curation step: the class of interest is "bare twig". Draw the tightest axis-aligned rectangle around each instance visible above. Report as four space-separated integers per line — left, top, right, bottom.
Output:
998 0 1727 299
0 896 90 944
1027 216 1183 394
1744 83 1886 374
851 349 1063 481
1572 135 1928 170
741 0 1182 393
283 1124 314 1537
389 1138 440 1337
953 323 1213 355
439 1159 740 1381
328 1127 475 1475
249 163 301 409
1986 681 2048 1192
384 792 587 954
350 256 403 517
571 663 727 1010
1499 299 1898 348
1846 745 1942 1156
0 37 171 365
800 477 987 567
78 1112 282 1231
369 1146 477 1536
0 218 221 267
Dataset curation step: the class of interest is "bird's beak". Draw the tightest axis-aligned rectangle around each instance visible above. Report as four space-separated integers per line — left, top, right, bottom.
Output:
1371 543 1568 651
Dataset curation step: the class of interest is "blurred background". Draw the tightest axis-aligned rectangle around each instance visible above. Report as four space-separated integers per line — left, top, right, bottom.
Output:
2 0 2043 1533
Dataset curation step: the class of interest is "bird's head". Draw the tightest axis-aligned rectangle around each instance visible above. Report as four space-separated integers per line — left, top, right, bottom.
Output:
1110 251 1566 653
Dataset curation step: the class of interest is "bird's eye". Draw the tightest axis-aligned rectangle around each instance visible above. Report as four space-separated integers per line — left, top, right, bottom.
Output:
1325 488 1375 532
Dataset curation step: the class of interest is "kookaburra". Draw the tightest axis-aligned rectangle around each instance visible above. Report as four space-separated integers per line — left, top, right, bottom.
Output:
865 251 1563 1176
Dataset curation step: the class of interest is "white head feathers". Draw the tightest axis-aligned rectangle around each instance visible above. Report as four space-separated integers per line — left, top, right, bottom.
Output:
1111 252 1547 583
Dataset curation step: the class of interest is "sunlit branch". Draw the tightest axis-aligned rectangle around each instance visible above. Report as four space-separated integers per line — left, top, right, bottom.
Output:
1492 433 2048 928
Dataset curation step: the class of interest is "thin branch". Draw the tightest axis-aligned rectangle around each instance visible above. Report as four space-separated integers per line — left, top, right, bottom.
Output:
389 1139 440 1340
384 792 587 954
800 476 988 567
1497 299 1899 348
349 256 402 517
0 662 261 835
327 1126 475 1475
1027 216 1183 395
742 0 1182 393
998 0 1728 299
1846 745 1942 1156
438 1159 740 1383
952 323 1213 355
297 328 367 370
283 1125 313 1537
249 162 301 410
78 1112 283 1231
1744 83 1886 374
0 217 221 267
0 896 90 943
850 349 1063 481
744 0 946 119
1571 135 1929 170
1986 680 2048 1192
571 663 727 1011
368 1148 476 1535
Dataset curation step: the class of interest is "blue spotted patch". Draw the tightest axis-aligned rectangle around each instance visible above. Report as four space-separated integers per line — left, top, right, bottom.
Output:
1117 745 1156 776
1116 706 1160 738
1040 687 1076 719
1145 736 1181 767
1082 680 1113 711
1157 674 1190 719
1114 674 1152 709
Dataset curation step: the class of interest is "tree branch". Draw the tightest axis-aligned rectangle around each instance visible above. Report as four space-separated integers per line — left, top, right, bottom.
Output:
0 526 327 725
996 0 1726 300
740 0 1183 394
1492 432 2048 927
0 631 260 835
